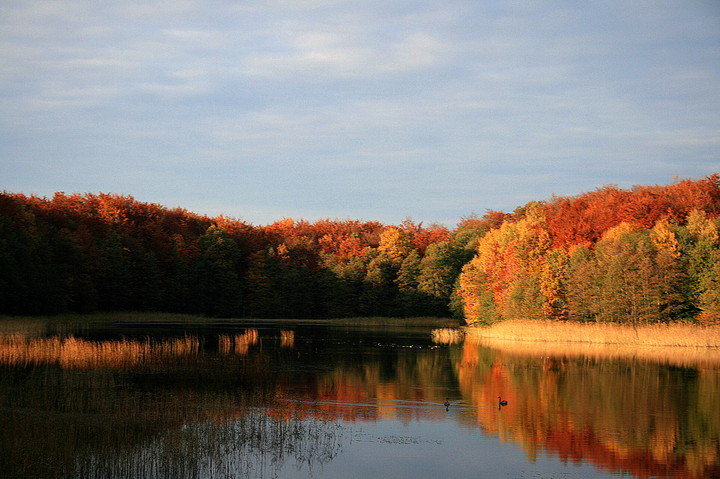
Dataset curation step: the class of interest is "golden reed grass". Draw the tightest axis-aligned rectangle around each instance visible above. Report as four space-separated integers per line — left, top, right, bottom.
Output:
0 334 199 369
431 328 465 344
468 335 720 368
218 329 259 355
279 330 295 348
465 320 720 348
460 320 720 369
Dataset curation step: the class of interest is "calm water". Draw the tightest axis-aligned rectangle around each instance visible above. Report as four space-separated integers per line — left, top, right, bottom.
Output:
1 317 718 479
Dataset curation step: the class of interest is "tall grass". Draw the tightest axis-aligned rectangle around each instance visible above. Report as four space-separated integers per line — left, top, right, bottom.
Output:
280 330 295 348
0 334 200 369
431 328 465 344
471 334 720 368
217 329 259 355
464 320 720 348
431 321 720 367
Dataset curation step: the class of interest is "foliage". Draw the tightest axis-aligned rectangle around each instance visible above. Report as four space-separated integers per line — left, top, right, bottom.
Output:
456 175 720 325
1 175 719 323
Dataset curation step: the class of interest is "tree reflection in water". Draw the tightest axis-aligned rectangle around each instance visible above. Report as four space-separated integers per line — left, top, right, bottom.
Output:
453 335 720 479
1 322 719 478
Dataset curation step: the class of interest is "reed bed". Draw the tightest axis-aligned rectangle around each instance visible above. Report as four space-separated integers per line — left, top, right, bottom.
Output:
0 334 200 369
217 329 259 355
465 320 720 348
471 335 720 369
431 328 465 344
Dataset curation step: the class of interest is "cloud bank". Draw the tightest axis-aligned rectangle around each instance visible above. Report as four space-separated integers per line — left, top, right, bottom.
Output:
1 1 719 225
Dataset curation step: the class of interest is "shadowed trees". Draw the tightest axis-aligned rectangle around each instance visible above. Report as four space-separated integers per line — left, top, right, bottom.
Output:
1 175 719 322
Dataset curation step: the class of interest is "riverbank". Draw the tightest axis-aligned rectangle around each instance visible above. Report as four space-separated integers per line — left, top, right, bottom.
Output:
464 319 720 348
0 312 460 336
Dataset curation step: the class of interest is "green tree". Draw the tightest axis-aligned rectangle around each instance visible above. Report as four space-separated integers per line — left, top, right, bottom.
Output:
680 209 720 323
97 232 133 311
190 226 243 317
565 245 597 322
244 248 283 318
698 252 720 324
586 226 687 324
361 253 399 316
395 250 425 315
539 247 569 320
416 241 467 316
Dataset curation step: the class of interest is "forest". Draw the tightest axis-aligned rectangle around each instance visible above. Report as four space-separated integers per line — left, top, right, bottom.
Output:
1 175 719 325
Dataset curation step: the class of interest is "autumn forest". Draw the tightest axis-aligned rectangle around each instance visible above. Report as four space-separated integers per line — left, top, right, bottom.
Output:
1 175 719 325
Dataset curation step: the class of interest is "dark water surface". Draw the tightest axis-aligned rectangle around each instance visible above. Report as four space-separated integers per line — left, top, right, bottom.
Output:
1 317 718 478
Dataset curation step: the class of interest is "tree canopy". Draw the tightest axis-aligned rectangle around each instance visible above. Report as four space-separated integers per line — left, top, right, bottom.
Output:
1 175 719 324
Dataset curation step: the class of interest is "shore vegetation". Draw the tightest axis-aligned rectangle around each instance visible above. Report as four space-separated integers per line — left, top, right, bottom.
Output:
463 319 720 348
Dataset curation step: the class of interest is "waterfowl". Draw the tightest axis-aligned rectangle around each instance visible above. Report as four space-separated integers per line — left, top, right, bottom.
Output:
444 398 450 410
498 396 508 407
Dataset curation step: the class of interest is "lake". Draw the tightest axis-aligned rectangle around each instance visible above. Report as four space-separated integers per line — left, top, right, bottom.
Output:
1 315 718 479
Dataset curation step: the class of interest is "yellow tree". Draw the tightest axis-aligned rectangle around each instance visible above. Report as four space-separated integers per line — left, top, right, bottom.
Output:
455 258 500 325
457 203 552 323
539 247 569 320
378 227 413 263
650 218 681 259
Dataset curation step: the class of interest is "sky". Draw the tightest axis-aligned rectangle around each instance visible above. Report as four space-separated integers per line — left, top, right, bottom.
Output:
1 1 719 227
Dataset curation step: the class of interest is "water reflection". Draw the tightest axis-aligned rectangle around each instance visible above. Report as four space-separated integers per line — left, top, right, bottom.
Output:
0 320 718 478
454 337 720 479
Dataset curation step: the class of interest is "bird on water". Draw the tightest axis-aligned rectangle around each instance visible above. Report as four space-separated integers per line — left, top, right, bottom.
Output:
444 398 450 411
498 396 508 407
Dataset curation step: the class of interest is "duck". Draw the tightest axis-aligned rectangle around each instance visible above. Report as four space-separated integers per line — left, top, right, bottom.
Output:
498 396 508 407
444 398 450 410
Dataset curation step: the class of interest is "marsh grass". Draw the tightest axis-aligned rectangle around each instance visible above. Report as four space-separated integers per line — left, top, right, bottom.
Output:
459 320 720 368
217 329 259 355
431 328 465 344
470 335 720 368
280 330 295 348
0 334 200 369
465 320 720 348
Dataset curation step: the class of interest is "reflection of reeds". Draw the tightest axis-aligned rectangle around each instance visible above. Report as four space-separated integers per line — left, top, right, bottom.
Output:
431 328 465 344
218 329 259 355
466 320 720 347
468 336 720 369
464 320 720 368
280 330 295 348
0 334 199 369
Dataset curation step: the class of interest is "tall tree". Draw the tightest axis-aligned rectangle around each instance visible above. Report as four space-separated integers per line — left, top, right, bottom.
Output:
378 227 413 263
539 247 570 320
361 253 399 316
190 226 243 317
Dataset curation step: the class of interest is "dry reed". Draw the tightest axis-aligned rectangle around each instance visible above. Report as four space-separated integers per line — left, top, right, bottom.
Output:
470 335 720 369
431 328 465 344
217 329 259 355
279 330 295 348
0 334 200 369
465 320 720 348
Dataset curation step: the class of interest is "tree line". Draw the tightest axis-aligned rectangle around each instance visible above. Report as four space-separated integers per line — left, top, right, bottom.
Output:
1 175 719 324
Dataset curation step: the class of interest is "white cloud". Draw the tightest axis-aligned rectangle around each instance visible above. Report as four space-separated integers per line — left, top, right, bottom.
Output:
1 1 719 226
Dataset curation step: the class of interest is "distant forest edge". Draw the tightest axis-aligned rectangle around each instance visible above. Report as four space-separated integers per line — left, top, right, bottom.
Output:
1 175 719 325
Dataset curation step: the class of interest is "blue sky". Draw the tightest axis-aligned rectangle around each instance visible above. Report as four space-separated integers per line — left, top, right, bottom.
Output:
1 1 719 227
